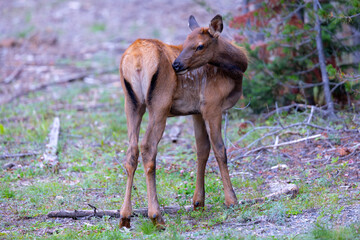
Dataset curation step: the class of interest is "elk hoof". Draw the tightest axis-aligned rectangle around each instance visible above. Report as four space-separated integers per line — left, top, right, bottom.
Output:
194 201 204 211
119 217 131 228
150 214 166 230
224 201 238 208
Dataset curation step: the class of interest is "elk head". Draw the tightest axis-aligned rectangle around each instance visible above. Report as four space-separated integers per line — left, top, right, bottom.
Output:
172 15 223 75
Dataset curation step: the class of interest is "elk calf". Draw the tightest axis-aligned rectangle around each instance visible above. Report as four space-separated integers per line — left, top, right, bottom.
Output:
119 15 248 228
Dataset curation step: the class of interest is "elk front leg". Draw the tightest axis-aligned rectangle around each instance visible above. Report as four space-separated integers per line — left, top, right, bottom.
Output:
205 113 237 207
120 105 145 228
140 111 167 228
192 114 210 210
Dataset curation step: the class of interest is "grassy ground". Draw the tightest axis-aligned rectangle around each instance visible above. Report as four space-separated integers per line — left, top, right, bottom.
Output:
1 1 359 239
0 78 359 239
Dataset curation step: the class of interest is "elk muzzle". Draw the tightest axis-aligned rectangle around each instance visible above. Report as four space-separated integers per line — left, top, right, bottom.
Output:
172 60 188 75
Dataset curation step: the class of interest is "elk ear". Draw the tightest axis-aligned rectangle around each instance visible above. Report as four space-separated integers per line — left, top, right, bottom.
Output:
209 14 223 38
189 15 200 31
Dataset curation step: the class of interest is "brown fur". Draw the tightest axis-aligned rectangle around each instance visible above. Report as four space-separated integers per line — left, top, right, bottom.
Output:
119 15 248 228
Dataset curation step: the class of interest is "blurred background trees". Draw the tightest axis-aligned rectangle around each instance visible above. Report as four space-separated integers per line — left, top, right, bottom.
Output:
1 0 359 115
229 0 360 114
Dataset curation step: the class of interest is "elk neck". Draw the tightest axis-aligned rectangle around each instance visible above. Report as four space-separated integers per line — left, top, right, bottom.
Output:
208 37 248 79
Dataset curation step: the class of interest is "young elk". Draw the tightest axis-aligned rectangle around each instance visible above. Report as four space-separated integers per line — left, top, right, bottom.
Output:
119 15 248 228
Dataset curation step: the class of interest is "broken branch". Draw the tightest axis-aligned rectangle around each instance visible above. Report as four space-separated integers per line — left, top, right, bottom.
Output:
48 205 196 219
263 103 327 119
243 134 322 158
240 183 299 205
0 152 40 160
3 64 24 84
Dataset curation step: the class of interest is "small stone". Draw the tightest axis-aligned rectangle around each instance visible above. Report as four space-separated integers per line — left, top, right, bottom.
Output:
55 196 64 203
0 38 21 48
271 164 289 170
3 162 15 170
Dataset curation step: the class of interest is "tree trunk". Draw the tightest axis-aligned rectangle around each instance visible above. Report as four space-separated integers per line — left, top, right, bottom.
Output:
313 0 336 117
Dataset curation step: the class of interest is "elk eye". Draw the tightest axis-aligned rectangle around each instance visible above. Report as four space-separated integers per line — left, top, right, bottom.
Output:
196 44 204 51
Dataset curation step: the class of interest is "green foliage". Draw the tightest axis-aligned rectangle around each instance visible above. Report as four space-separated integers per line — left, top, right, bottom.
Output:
263 202 288 225
0 184 15 199
91 23 106 32
136 218 158 235
17 25 35 38
231 0 360 112
326 64 337 80
0 124 5 134
206 232 245 240
308 223 360 240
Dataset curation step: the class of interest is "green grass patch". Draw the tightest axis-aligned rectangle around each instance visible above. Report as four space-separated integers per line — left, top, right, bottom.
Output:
1 78 358 239
302 222 360 240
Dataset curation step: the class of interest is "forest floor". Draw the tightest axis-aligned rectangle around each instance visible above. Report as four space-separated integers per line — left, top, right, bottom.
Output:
1 0 360 239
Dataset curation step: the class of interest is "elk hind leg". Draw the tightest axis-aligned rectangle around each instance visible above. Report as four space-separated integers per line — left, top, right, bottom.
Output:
140 109 168 228
119 99 145 228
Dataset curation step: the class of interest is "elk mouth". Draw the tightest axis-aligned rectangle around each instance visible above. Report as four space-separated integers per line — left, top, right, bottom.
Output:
175 69 188 75
172 60 188 75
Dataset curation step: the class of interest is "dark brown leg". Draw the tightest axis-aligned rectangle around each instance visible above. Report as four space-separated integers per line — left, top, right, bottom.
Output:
192 114 211 209
204 113 238 206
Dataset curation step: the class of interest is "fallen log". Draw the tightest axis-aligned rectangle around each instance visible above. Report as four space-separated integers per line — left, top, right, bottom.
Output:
48 205 196 219
1 68 116 105
0 152 40 160
41 117 60 172
48 182 299 219
48 184 299 219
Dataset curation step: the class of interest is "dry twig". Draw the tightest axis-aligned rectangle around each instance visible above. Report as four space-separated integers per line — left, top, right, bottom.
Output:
264 103 327 119
245 123 331 150
235 134 322 160
237 219 263 227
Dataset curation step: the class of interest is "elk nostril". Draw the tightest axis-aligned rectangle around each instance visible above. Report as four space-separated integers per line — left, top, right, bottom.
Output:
172 61 180 70
172 61 185 72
